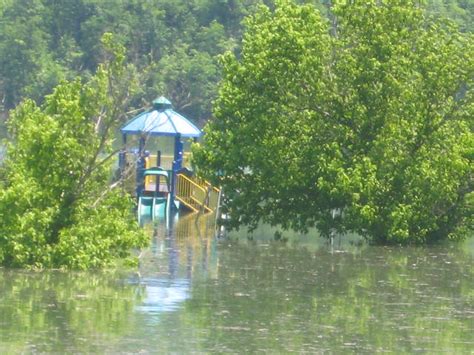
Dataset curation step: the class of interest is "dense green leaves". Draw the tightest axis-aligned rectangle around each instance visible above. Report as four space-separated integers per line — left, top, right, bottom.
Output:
0 0 471 120
194 0 473 244
0 35 146 269
0 0 268 121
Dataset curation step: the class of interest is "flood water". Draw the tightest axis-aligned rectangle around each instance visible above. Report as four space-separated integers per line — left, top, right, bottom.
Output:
1 214 473 353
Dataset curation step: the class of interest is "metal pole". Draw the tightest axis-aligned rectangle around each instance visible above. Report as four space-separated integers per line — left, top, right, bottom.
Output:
136 136 146 197
156 150 162 193
157 150 161 167
170 134 183 207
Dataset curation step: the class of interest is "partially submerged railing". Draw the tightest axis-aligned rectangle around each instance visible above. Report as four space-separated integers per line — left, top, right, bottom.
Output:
176 174 220 213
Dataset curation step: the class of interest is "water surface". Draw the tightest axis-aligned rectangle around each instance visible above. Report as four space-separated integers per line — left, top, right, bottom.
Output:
1 215 473 353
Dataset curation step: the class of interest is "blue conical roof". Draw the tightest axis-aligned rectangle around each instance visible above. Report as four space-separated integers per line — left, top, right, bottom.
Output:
121 97 201 138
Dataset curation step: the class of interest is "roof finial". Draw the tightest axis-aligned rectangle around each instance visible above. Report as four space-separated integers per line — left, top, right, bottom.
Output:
152 96 172 111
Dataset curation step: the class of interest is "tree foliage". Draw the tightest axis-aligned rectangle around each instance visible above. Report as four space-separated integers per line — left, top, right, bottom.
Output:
0 0 470 122
0 34 147 269
194 0 473 244
0 0 268 122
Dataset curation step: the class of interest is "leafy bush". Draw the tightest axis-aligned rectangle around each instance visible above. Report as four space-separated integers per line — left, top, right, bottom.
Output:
0 35 147 269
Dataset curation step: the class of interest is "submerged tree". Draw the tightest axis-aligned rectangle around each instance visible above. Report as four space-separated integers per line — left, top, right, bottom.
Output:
194 0 473 244
0 34 147 269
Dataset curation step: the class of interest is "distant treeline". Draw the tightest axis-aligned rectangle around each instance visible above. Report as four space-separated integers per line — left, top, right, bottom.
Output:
0 0 472 123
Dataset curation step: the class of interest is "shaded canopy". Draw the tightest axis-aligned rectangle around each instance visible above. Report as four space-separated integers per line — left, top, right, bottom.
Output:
121 97 201 138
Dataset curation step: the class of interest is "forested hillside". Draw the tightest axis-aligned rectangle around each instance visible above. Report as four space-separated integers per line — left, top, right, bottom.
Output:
0 0 472 124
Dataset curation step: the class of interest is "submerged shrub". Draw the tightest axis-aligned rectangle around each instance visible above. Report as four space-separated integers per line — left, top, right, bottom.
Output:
0 34 147 269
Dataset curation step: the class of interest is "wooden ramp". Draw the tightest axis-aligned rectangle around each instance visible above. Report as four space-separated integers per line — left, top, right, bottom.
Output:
175 174 220 213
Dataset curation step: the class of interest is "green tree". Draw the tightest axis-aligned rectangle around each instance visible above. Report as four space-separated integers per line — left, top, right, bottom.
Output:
0 0 472 121
0 0 273 121
0 0 66 110
194 0 473 244
427 0 474 32
0 34 147 269
147 44 220 122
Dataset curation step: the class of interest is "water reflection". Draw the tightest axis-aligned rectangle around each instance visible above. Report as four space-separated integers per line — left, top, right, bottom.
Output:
0 217 472 353
183 232 473 353
133 214 218 316
135 278 190 315
0 269 146 353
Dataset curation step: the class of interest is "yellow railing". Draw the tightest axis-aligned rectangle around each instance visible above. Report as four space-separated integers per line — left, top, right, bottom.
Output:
176 174 220 213
193 176 221 212
140 153 220 213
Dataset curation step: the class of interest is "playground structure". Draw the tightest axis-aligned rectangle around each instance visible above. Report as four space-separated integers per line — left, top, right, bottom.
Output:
119 97 220 223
